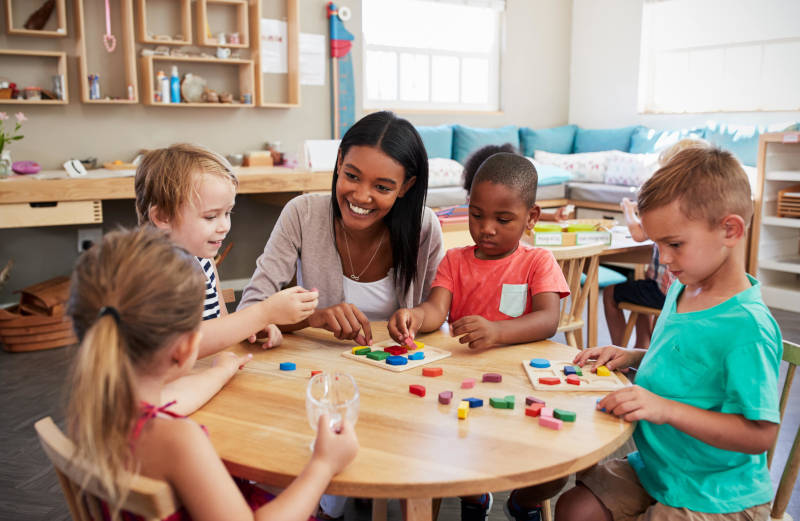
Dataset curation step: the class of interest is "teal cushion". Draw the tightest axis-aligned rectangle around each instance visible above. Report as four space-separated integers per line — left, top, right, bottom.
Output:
704 121 798 167
629 127 706 154
452 125 519 164
519 125 577 155
574 126 640 153
531 162 572 186
581 266 627 289
416 125 453 159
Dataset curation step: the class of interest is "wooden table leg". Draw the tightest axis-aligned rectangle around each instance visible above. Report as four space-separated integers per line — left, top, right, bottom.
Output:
404 498 432 521
372 498 388 521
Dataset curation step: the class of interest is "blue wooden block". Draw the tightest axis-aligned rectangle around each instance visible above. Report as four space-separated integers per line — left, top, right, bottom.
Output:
465 397 483 408
596 398 607 413
386 355 408 366
408 352 424 360
279 362 296 371
563 366 577 376
530 358 550 368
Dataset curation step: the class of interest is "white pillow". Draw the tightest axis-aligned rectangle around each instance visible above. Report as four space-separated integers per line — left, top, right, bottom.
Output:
533 150 617 183
604 152 659 187
428 158 464 188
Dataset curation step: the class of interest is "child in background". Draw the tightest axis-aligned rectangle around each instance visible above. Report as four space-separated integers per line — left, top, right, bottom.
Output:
66 227 358 521
603 139 709 347
554 146 781 520
135 144 318 365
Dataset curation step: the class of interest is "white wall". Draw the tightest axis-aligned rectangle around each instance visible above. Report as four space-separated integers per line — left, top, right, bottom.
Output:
569 0 800 129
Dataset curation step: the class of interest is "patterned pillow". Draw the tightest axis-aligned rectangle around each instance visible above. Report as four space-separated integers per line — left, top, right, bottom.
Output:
533 150 617 183
428 158 464 188
604 152 660 187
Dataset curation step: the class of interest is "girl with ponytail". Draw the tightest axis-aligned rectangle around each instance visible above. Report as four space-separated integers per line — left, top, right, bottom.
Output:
66 227 358 521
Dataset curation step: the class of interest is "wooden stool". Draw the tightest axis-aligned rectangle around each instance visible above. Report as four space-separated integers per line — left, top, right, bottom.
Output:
618 302 661 347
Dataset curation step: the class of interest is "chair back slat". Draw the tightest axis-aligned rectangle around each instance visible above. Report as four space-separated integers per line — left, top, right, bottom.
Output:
551 243 605 349
769 340 800 520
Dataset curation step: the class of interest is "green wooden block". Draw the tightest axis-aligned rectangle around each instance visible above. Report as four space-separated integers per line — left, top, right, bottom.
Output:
504 395 515 409
553 408 576 422
354 347 371 355
489 397 508 409
367 351 390 361
575 366 583 376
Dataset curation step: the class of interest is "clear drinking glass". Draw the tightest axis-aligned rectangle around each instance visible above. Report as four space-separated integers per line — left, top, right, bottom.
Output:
305 372 359 450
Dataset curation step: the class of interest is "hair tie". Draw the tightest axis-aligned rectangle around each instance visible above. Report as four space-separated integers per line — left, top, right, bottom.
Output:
98 306 121 325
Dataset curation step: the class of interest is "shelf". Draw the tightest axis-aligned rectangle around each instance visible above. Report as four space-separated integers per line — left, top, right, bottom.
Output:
197 0 249 48
252 0 299 107
765 170 800 182
763 216 800 228
141 55 254 107
759 255 800 275
760 282 800 313
135 0 192 46
0 50 69 104
5 0 67 37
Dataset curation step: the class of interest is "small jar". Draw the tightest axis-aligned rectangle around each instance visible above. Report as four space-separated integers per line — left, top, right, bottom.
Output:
24 86 42 100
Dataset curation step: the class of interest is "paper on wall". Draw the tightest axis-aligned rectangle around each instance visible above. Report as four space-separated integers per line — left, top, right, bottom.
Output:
260 19 287 74
304 140 341 171
300 33 326 86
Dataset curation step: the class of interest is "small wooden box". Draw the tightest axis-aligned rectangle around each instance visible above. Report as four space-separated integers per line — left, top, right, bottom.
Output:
0 200 102 229
777 184 800 218
244 151 273 167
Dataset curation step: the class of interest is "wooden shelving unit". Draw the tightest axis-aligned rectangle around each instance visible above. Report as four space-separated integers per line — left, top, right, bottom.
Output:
0 49 69 104
5 0 67 37
197 0 249 48
141 55 254 107
251 0 299 108
749 132 800 312
135 0 192 45
75 0 138 103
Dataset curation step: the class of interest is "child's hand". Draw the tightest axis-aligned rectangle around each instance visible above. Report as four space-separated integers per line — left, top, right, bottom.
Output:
553 206 571 221
598 385 672 424
573 345 640 372
264 286 319 325
312 413 359 476
450 315 500 350
212 351 253 378
388 308 423 345
308 303 372 345
248 324 283 349
620 197 637 219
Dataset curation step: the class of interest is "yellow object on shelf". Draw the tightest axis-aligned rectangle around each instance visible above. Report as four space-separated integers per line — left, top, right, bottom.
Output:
534 223 563 233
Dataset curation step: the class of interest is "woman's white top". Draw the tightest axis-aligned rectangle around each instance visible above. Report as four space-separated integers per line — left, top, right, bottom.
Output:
342 270 398 322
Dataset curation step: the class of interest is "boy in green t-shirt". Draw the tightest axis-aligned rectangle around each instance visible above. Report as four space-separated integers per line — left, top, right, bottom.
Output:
554 147 783 520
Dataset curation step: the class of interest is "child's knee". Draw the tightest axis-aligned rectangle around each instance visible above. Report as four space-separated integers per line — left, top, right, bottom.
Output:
555 484 610 521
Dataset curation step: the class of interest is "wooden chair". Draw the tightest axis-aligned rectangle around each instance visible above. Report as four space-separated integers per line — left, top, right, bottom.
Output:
552 243 605 349
34 417 181 521
618 302 661 347
768 340 800 520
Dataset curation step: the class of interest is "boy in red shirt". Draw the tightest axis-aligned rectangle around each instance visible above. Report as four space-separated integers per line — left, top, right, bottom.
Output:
389 152 569 350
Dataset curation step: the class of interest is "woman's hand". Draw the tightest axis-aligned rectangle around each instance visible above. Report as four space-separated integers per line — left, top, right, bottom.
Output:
307 303 373 345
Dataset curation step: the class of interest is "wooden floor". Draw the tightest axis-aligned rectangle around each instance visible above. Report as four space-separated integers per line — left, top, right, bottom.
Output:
2 301 798 521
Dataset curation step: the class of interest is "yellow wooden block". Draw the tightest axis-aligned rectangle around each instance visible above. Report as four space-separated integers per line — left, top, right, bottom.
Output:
597 365 611 377
414 340 424 349
458 401 469 419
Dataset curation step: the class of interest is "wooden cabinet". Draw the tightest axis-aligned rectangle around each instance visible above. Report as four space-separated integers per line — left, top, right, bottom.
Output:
141 55 254 107
749 132 800 312
5 0 67 37
0 49 68 104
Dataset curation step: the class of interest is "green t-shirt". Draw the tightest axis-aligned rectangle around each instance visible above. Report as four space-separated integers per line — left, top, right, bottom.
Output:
628 275 782 513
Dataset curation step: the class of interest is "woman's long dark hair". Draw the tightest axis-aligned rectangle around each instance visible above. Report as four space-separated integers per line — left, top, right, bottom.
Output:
331 111 429 296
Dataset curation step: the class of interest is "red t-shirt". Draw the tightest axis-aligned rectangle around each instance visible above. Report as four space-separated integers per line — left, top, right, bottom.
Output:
432 244 570 323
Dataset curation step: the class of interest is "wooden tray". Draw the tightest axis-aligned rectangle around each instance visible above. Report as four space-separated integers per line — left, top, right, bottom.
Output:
15 276 71 316
341 339 451 372
777 184 800 218
522 359 630 391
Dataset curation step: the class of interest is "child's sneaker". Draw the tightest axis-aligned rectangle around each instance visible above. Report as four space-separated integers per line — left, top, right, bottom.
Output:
503 495 542 521
461 493 493 521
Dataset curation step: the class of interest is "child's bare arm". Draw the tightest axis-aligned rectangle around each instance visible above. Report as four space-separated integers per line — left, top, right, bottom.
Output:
388 287 452 344
600 386 780 454
162 352 252 415
620 198 648 242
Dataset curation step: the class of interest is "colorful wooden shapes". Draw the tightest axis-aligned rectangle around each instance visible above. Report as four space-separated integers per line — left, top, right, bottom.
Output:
566 375 581 386
530 358 550 368
422 367 443 377
525 396 545 406
522 360 629 392
525 403 544 417
384 345 408 356
489 397 507 409
404 337 416 349
367 351 390 361
461 378 476 389
575 366 583 376
596 398 607 413
553 408 576 422
505 395 515 409
352 346 371 355
413 340 424 349
342 339 451 372
386 355 408 365
409 384 426 397
563 366 577 376
458 401 469 419
438 390 453 404
539 416 563 430
310 370 322 377
538 376 561 385
408 352 424 361
541 407 553 417
596 365 611 376
482 373 502 383
464 397 483 408
279 362 296 371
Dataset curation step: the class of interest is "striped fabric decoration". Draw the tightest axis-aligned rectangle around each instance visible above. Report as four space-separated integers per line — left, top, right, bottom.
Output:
197 257 221 320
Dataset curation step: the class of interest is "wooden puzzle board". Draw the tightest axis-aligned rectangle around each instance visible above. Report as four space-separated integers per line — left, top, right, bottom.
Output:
522 360 630 391
341 339 451 372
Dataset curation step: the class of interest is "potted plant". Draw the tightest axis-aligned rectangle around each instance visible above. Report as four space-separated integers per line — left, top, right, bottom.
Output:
0 112 26 178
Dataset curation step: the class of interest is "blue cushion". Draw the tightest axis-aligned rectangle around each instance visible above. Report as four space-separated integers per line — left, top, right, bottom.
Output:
452 125 519 164
629 127 706 154
532 162 572 187
581 266 627 289
416 125 453 159
519 125 577 155
574 126 640 153
704 121 798 167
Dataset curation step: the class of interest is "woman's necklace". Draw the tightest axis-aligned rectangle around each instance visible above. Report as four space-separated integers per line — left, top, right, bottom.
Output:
342 228 386 281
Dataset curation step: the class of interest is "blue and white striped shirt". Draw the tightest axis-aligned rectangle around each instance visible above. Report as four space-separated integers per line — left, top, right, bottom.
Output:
196 257 221 320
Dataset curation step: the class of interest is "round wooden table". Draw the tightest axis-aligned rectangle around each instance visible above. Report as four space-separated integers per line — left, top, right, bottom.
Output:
192 325 634 521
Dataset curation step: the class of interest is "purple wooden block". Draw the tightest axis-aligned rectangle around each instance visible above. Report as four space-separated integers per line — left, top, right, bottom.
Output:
438 390 453 405
482 372 502 383
525 396 546 406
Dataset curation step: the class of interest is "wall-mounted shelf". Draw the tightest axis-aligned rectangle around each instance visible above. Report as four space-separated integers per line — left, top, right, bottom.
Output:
141 55 254 107
0 49 69 104
197 0 249 48
251 0 299 107
5 0 67 37
135 0 191 46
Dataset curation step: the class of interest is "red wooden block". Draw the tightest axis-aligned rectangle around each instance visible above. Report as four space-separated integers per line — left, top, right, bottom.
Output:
422 367 443 377
539 377 561 385
566 375 581 385
384 345 408 356
310 370 322 377
525 404 544 417
482 372 502 383
409 384 426 397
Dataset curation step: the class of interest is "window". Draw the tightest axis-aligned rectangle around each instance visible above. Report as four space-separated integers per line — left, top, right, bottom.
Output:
638 0 800 113
362 0 504 112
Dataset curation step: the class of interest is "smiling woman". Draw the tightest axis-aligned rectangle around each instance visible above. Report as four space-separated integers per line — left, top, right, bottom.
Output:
238 111 444 346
